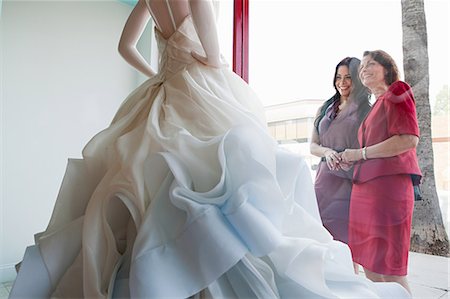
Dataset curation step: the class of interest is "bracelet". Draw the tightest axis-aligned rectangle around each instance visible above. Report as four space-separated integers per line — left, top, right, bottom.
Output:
362 147 368 160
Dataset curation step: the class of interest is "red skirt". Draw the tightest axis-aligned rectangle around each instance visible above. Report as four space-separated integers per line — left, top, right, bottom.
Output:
348 174 414 276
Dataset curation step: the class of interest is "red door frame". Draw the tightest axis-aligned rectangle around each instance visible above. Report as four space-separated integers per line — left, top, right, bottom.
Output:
233 0 249 82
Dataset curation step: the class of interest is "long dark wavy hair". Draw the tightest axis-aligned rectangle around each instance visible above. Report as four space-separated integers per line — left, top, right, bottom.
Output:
313 57 371 132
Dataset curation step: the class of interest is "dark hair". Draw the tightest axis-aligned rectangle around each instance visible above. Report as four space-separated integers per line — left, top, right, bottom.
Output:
314 57 371 132
362 50 400 85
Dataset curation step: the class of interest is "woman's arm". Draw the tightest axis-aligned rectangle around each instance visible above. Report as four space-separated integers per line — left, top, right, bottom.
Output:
340 134 419 163
118 0 156 77
189 0 222 67
310 121 340 170
310 129 333 157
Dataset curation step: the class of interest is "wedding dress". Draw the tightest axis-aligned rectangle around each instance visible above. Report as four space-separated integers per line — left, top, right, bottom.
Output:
10 11 411 299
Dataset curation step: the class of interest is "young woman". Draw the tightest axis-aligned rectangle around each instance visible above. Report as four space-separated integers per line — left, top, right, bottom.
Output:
311 57 370 244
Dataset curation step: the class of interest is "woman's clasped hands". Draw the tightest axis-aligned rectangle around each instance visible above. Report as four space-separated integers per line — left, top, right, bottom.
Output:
324 150 354 171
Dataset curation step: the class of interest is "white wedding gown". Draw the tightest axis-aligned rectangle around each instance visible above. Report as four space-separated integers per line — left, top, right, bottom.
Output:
10 14 410 299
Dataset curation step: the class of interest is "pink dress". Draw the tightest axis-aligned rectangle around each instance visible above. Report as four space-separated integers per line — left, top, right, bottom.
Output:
349 81 421 276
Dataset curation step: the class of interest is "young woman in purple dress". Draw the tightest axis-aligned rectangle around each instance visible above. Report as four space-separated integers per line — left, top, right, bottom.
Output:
310 57 370 246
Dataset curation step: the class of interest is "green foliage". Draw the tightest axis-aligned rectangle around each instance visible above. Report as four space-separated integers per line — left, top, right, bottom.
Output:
433 85 449 116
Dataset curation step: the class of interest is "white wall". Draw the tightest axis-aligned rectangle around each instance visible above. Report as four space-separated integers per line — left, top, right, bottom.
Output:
0 1 152 282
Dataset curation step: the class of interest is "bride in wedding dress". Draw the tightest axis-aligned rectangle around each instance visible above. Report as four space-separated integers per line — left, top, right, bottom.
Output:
10 0 411 298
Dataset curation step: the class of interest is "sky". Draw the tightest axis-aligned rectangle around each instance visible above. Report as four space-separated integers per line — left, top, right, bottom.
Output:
217 0 449 107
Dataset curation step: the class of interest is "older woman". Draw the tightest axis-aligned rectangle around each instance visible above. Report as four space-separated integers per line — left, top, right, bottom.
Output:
340 50 421 294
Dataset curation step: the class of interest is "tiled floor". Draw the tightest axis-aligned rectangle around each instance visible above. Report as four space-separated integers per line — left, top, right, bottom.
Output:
1 251 448 298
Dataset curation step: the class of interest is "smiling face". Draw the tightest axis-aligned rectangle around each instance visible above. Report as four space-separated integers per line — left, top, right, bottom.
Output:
335 65 353 99
359 54 387 90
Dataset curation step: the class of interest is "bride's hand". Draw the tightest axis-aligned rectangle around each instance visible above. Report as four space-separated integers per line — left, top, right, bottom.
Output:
191 51 228 68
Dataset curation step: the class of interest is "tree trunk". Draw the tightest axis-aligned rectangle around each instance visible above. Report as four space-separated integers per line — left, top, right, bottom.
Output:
401 0 449 256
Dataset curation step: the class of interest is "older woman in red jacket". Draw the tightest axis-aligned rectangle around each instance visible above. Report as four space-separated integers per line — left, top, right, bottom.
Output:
340 50 421 294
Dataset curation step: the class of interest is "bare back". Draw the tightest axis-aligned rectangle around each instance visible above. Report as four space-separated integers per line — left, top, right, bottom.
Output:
147 0 190 39
118 0 222 75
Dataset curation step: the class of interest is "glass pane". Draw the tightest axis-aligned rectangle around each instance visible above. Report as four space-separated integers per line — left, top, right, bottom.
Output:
249 0 406 106
249 0 449 229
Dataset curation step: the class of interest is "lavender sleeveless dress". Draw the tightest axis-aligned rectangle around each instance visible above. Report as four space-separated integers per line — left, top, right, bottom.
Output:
314 100 361 244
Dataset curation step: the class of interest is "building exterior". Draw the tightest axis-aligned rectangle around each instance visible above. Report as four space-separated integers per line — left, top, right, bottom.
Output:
265 100 449 191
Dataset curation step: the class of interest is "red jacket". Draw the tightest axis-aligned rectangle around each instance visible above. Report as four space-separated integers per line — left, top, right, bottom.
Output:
353 81 422 184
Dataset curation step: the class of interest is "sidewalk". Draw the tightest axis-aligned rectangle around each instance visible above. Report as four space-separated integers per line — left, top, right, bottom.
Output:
1 251 448 298
408 252 449 298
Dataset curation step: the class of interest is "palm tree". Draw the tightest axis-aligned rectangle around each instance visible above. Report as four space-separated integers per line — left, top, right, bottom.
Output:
401 0 449 256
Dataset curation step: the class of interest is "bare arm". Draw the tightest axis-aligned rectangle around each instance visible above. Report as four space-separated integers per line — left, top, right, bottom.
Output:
310 128 332 157
118 0 156 77
340 134 419 163
189 0 222 67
